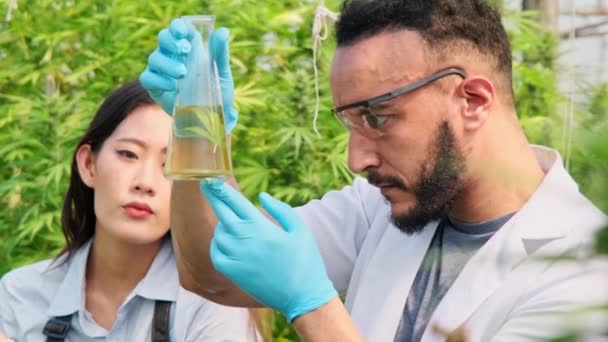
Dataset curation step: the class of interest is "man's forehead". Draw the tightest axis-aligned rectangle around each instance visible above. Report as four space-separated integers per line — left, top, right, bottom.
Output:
331 30 428 82
330 30 428 104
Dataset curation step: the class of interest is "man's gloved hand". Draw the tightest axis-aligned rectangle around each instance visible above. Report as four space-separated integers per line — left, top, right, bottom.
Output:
200 181 338 322
139 18 238 133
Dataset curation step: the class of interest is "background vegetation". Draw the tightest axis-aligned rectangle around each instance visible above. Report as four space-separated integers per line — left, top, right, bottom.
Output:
0 0 606 340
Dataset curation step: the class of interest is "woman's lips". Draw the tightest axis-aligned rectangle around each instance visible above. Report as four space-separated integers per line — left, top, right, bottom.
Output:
123 203 153 218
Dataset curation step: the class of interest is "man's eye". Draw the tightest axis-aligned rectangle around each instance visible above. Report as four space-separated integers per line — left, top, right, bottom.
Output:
362 111 390 129
372 115 390 128
117 150 138 159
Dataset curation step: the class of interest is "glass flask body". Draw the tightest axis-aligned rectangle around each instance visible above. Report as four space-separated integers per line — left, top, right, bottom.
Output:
165 15 232 180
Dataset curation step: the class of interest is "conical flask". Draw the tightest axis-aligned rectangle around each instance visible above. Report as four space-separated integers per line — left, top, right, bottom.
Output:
165 15 232 180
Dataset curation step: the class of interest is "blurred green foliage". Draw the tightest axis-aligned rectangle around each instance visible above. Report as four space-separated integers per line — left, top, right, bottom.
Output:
0 0 606 341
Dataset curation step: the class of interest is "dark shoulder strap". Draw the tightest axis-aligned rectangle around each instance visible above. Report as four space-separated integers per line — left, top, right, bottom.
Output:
43 315 72 342
151 300 172 342
42 301 171 342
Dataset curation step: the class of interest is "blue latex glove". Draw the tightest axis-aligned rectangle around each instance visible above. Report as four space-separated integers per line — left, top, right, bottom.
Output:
200 181 338 322
139 18 238 133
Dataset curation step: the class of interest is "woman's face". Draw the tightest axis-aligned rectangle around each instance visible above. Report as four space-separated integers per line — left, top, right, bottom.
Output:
77 104 173 246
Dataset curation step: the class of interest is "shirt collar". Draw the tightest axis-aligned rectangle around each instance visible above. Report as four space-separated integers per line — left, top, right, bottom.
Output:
47 239 91 317
47 237 180 317
131 237 180 302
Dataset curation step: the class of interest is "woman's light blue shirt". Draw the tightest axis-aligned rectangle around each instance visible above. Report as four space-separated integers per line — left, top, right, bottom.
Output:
0 238 257 341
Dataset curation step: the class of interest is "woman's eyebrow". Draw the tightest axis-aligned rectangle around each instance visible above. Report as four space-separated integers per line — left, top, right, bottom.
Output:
116 137 147 147
116 137 167 153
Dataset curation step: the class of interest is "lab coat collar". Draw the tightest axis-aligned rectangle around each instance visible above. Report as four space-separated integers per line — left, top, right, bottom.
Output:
517 146 576 240
420 146 586 341
348 219 440 342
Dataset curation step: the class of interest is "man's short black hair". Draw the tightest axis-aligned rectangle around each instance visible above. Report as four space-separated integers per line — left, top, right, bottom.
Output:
335 0 512 86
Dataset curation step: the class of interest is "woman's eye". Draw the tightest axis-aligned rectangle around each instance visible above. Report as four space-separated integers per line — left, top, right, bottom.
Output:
117 150 138 159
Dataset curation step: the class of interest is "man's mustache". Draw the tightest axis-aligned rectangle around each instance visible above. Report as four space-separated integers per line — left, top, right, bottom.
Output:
366 170 408 191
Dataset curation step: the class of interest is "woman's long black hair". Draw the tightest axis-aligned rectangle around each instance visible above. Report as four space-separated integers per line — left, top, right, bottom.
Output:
59 80 273 342
58 80 157 260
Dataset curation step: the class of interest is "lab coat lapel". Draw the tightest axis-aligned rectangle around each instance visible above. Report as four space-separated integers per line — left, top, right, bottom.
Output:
419 215 529 342
349 221 439 342
420 147 574 342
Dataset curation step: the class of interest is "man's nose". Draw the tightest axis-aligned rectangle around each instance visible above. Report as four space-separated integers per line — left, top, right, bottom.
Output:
347 131 381 174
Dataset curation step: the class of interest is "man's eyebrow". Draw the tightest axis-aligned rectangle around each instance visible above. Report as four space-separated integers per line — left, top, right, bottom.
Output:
351 102 391 116
370 102 394 111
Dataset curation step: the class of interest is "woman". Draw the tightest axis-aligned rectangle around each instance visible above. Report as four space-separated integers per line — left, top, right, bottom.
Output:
0 81 264 341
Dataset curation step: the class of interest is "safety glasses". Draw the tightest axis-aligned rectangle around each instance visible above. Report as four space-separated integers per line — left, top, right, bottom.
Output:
331 67 466 137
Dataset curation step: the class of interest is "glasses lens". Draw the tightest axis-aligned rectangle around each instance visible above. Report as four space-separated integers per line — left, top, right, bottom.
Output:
333 111 353 129
361 108 383 129
335 108 366 130
334 107 384 137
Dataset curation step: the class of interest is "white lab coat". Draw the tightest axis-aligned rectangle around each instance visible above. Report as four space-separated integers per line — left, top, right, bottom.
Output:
296 146 608 342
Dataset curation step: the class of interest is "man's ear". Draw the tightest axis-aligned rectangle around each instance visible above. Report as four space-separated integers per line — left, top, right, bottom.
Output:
76 144 96 188
457 76 495 132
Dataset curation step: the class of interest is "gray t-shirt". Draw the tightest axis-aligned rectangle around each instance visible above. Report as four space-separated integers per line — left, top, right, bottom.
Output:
393 212 515 342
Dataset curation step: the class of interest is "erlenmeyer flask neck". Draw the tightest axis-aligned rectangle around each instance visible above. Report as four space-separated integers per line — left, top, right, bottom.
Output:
183 15 215 39
176 15 220 108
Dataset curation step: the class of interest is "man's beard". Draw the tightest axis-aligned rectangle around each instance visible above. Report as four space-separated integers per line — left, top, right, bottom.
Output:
367 121 467 235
